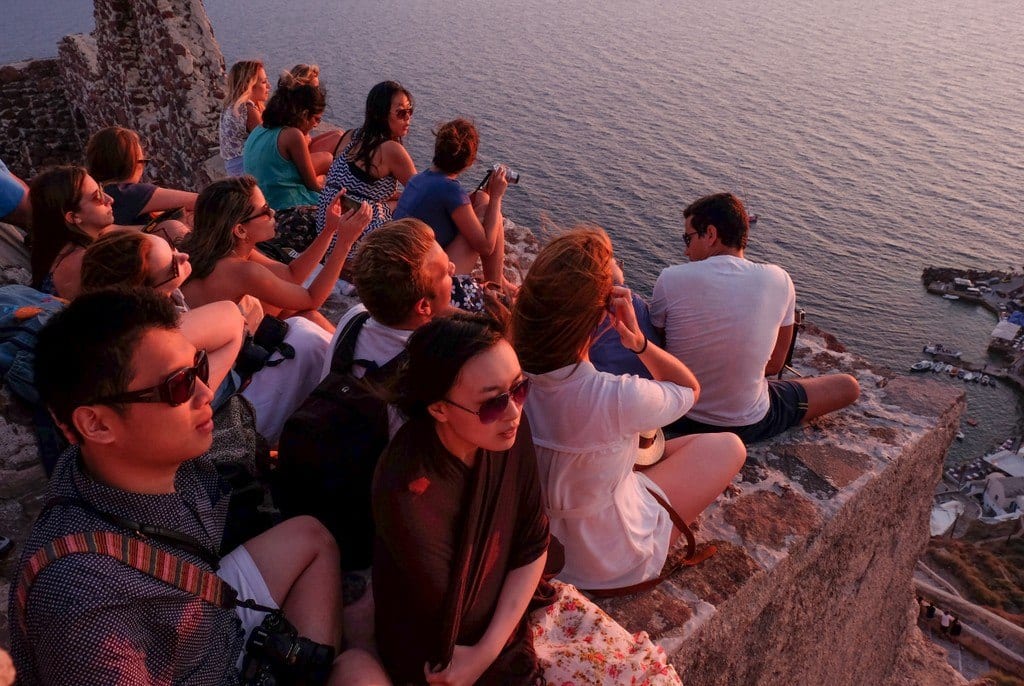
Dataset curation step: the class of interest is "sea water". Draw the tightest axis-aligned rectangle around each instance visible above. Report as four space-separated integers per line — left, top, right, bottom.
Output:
7 0 1024 462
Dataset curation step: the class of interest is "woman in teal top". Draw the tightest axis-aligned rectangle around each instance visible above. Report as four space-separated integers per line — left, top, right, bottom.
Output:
243 78 332 211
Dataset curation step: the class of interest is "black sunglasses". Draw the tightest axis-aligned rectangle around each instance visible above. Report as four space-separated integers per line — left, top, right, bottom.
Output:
90 350 209 407
683 231 702 247
150 251 181 288
242 204 275 223
443 378 530 424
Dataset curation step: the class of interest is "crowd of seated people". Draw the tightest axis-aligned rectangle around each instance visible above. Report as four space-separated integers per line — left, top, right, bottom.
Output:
0 58 861 686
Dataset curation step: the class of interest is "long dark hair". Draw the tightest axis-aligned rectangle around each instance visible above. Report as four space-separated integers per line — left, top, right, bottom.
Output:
262 76 326 129
28 166 94 288
350 81 413 176
392 313 505 422
183 176 257 280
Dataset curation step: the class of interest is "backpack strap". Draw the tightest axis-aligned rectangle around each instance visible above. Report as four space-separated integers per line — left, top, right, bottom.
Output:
583 488 716 599
13 530 250 633
329 310 373 375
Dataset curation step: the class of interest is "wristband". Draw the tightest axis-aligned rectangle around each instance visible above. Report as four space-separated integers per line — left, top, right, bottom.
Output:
629 335 648 355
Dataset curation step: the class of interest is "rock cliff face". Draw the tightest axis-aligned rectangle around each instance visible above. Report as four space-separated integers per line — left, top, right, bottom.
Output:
0 0 224 188
0 3 970 681
595 333 967 685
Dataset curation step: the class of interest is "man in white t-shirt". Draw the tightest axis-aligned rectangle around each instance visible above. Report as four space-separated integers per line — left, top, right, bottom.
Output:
651 192 859 444
321 217 455 381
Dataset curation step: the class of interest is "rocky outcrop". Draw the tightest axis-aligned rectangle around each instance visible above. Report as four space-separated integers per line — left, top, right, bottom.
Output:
596 326 967 685
1 0 224 187
0 59 88 175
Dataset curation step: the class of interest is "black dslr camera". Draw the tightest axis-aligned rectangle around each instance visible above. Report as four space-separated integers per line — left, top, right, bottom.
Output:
234 316 295 384
241 611 335 685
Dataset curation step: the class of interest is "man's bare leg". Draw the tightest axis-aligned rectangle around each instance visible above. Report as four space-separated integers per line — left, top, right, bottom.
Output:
795 374 860 422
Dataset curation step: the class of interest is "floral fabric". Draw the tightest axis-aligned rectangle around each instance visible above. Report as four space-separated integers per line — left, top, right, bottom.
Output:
531 581 681 685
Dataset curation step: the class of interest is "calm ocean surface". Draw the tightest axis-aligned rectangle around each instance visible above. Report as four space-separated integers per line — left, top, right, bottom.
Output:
7 0 1024 462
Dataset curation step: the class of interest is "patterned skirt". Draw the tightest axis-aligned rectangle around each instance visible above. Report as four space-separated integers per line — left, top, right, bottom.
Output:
531 581 681 685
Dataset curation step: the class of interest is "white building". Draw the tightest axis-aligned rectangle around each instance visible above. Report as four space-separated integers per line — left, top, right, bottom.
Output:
982 475 1024 517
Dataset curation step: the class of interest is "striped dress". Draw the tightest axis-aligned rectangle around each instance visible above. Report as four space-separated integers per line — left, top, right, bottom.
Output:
315 129 398 258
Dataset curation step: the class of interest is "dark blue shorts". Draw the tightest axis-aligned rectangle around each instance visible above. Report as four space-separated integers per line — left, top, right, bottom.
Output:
664 379 809 444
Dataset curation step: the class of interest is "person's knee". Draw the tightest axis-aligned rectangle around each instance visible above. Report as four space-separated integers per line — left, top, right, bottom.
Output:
283 515 340 559
708 431 746 472
832 374 860 406
688 431 746 472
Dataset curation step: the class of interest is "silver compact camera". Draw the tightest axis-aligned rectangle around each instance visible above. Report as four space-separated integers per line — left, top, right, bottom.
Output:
476 163 521 191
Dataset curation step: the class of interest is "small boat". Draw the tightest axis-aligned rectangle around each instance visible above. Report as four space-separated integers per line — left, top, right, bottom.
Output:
956 431 965 441
944 364 954 374
981 375 991 385
962 371 976 382
966 417 979 427
949 366 960 376
957 369 967 379
910 360 932 372
932 361 945 372
922 343 963 359
943 294 961 300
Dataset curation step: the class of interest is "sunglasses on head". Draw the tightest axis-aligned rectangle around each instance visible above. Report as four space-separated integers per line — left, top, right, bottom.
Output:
443 377 530 424
90 349 209 407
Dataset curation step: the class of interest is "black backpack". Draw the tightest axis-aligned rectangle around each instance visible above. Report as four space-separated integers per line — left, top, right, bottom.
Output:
274 311 406 570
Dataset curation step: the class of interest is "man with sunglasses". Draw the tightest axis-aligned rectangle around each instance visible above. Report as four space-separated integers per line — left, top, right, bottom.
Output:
9 287 351 685
651 192 859 444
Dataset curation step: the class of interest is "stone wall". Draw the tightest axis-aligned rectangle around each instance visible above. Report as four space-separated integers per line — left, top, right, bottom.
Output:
0 59 87 178
597 328 968 685
0 0 225 189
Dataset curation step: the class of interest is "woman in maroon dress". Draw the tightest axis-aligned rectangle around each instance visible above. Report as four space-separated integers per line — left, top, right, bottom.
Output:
372 313 552 685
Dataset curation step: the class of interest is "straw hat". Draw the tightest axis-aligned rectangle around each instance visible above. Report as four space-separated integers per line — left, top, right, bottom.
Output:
635 428 666 467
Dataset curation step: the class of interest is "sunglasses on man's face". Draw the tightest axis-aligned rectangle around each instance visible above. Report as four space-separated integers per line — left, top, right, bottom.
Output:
443 377 530 424
90 349 209 407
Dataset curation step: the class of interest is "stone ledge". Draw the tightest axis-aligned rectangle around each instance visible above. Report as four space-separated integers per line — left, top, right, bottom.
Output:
595 327 967 685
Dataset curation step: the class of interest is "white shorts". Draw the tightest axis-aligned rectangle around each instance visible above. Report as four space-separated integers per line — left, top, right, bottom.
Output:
218 545 279 668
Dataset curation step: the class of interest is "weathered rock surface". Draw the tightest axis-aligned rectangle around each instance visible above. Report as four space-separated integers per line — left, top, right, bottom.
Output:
595 324 967 686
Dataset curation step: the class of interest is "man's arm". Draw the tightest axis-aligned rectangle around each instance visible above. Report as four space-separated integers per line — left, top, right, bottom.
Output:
765 323 794 376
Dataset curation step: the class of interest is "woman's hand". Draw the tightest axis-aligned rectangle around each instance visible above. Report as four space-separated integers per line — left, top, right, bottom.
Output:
608 285 645 351
486 165 509 199
324 190 373 243
423 644 494 686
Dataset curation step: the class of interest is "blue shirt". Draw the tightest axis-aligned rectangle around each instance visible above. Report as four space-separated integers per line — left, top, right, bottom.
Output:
393 169 470 247
589 292 664 379
0 159 26 219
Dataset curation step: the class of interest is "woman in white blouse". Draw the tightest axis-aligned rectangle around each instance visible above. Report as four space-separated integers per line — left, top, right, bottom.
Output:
511 227 746 591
